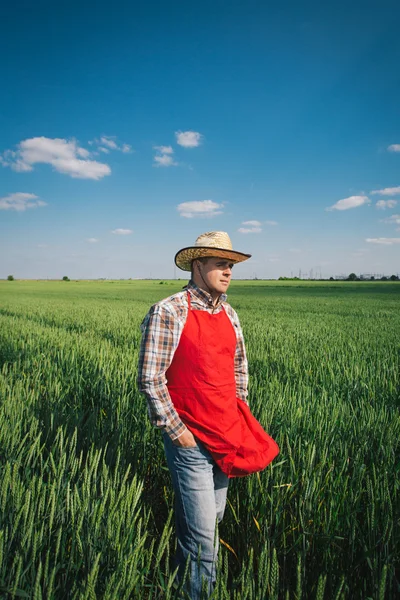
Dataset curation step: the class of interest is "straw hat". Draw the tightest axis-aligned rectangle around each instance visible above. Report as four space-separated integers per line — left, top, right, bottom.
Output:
175 231 251 272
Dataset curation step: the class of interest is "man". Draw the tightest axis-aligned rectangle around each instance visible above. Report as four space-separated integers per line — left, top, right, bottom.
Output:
138 231 279 599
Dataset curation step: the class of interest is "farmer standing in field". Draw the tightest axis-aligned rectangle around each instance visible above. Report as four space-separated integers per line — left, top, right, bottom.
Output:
138 231 279 599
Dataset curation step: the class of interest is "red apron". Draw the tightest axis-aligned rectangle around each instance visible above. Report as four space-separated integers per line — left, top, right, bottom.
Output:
166 292 279 478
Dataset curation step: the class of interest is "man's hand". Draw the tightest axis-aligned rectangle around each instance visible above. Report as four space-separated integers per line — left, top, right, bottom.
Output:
172 429 197 448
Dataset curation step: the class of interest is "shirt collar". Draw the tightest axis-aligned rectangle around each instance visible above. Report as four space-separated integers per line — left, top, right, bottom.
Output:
186 280 227 308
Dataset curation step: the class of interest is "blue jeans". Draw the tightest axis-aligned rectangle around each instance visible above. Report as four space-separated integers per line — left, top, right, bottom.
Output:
163 432 229 599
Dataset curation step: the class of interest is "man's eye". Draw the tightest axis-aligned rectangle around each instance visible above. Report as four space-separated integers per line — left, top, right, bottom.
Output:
217 262 233 269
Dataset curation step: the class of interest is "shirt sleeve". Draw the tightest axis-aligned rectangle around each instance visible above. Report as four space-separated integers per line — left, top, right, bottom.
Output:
228 307 249 404
137 304 188 440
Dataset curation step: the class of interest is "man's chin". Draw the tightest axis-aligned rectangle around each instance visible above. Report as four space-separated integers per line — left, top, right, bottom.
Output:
218 284 230 293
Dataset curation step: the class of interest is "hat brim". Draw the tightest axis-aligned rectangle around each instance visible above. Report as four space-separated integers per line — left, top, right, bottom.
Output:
175 246 251 272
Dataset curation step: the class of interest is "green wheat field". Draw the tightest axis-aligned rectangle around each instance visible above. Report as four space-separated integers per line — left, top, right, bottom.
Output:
0 280 399 599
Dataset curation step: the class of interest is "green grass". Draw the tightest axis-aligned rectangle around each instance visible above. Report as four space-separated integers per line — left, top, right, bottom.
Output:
0 280 399 598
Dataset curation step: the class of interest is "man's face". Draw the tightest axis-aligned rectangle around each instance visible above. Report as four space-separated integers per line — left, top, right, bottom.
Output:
196 257 234 294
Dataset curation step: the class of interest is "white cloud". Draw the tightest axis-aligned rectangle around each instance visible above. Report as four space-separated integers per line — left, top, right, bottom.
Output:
87 238 99 243
238 219 276 233
111 228 132 235
154 145 174 154
326 195 370 211
175 130 203 148
371 186 400 196
77 147 90 158
239 220 262 233
381 214 400 225
153 145 177 167
1 137 111 180
366 238 400 245
100 136 118 150
1 150 32 172
177 200 223 218
376 199 397 209
388 144 400 152
242 220 262 227
289 248 301 254
238 227 262 233
0 192 47 212
154 154 177 167
89 136 132 154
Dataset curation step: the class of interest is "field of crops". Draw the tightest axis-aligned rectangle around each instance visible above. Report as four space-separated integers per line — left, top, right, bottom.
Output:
0 280 399 599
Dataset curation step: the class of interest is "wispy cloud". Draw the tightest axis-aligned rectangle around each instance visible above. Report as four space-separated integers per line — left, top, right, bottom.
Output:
111 228 132 235
153 145 177 167
1 137 111 180
380 214 400 225
243 220 262 227
366 237 400 245
238 220 262 234
100 136 118 150
371 186 400 196
376 199 397 209
154 145 174 154
177 200 223 218
96 136 132 153
0 192 47 211
175 131 203 148
87 238 99 243
326 195 370 211
154 154 177 167
388 144 400 152
237 219 276 234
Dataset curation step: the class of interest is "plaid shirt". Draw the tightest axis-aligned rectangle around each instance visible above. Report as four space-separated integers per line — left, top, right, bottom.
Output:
138 280 248 440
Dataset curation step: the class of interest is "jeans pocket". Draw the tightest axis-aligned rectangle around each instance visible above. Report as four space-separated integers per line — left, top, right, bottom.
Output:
174 441 199 451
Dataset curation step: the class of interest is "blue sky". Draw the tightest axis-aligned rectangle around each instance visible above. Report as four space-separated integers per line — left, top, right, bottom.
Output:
1 0 400 279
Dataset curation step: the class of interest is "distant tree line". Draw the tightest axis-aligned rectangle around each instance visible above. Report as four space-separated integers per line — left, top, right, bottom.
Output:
278 274 399 281
346 273 399 281
6 275 72 281
5 273 400 282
